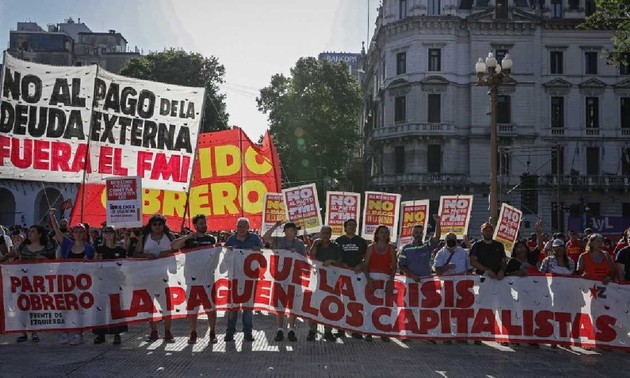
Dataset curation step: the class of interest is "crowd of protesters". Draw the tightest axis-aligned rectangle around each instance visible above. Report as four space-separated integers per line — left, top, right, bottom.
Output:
1 210 629 348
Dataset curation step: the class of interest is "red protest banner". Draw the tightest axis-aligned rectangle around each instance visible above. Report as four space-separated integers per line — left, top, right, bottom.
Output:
70 128 282 230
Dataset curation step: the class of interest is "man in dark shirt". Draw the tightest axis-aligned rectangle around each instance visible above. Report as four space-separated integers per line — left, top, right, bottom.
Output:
307 225 342 342
616 245 630 282
334 218 367 339
170 214 218 345
470 222 507 279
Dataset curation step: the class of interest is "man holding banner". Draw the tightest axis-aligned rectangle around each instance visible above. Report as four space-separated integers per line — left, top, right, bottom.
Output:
470 222 507 280
399 215 441 281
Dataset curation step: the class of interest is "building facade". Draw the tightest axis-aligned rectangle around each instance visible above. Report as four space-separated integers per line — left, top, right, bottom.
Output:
361 0 629 238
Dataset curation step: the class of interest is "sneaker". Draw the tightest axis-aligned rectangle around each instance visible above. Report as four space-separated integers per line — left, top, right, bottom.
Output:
351 332 363 339
188 331 197 344
209 331 218 344
274 330 284 342
224 333 234 342
365 335 373 342
164 331 175 343
147 330 159 341
94 334 106 344
59 333 70 344
113 334 122 345
287 330 297 342
69 334 83 346
31 333 39 342
335 330 346 338
381 337 390 342
323 331 336 341
243 333 255 342
306 330 316 341
16 334 27 343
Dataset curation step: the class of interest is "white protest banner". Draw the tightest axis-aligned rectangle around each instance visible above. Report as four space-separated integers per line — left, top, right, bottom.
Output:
89 68 204 191
398 200 430 247
261 193 287 237
282 183 322 234
0 53 97 182
494 203 523 252
325 191 361 238
105 176 142 228
438 195 474 239
361 191 401 242
2 249 630 351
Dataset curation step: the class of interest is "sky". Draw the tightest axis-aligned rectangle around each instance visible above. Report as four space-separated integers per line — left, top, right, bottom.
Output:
0 0 377 141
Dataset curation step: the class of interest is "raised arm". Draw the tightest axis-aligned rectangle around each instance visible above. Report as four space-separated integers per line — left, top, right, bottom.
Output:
48 209 64 244
262 220 282 246
431 214 442 243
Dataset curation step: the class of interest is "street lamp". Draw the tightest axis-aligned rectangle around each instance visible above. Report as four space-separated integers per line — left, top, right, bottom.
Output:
475 52 513 225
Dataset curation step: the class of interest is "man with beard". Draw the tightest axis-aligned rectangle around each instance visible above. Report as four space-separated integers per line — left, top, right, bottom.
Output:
171 214 218 345
399 215 442 281
334 218 368 339
469 222 507 279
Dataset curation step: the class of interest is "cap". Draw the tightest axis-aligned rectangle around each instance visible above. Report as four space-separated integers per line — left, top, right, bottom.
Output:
72 223 86 231
283 222 298 231
552 239 565 248
103 225 116 233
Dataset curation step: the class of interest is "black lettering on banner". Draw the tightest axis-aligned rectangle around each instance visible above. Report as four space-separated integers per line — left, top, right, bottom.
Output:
93 78 107 107
3 68 21 100
157 123 175 150
120 86 137 116
130 118 142 147
90 111 102 141
21 74 43 104
27 106 46 137
143 120 157 148
597 286 607 299
159 98 170 116
118 116 130 143
104 82 120 112
2 70 43 104
137 89 155 119
175 126 192 152
50 78 72 106
0 101 14 132
71 78 86 107
101 113 117 143
186 102 195 119
46 108 66 138
13 104 28 135
63 110 85 140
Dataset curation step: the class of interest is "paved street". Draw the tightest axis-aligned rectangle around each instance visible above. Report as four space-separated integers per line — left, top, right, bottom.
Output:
0 312 627 377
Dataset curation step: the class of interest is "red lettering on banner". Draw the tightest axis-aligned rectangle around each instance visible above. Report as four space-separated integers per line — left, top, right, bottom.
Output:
187 285 213 311
271 282 295 310
269 255 291 281
109 289 157 320
408 282 419 307
523 309 534 336
534 310 554 338
571 313 595 340
254 279 272 305
420 280 442 308
320 295 344 322
372 307 392 332
318 269 338 294
345 302 364 327
231 279 254 304
244 253 267 280
365 280 384 306
291 259 311 287
301 290 319 317
11 274 92 293
396 309 419 333
418 310 440 334
595 315 616 342
213 278 230 307
136 151 190 183
455 280 475 308
501 309 522 335
336 274 356 301
440 309 451 334
471 308 499 335
451 308 475 334
166 286 186 311
555 312 572 338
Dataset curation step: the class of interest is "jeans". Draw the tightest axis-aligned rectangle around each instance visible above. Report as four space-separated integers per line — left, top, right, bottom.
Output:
226 310 253 334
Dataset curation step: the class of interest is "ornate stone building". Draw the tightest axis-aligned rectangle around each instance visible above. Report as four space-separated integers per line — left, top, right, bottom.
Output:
361 0 629 237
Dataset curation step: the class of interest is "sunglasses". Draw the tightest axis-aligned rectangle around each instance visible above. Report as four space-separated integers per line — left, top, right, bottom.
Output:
152 223 164 227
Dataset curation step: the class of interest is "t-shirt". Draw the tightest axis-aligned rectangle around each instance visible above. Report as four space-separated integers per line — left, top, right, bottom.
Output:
184 234 217 249
272 237 306 256
399 240 437 277
97 245 127 260
615 246 630 281
565 240 583 264
469 240 506 274
18 242 56 260
335 235 368 267
225 232 263 249
143 234 172 257
506 257 538 275
539 255 575 275
433 246 470 275
61 237 95 259
312 241 342 263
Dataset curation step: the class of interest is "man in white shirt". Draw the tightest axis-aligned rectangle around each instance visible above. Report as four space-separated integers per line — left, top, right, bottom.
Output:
433 232 470 275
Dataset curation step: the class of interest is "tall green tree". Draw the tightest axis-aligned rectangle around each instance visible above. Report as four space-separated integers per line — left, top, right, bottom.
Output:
120 49 229 132
257 57 362 193
581 0 630 67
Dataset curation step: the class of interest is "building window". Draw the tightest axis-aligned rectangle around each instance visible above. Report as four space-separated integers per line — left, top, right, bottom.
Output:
622 148 630 175
586 147 600 175
586 97 599 128
428 94 441 123
394 96 406 123
459 0 473 9
395 146 405 174
396 52 406 75
399 0 407 19
499 150 510 175
551 97 564 129
568 0 579 10
585 0 596 17
551 202 564 232
497 95 511 124
514 0 528 7
551 0 563 18
495 49 508 66
551 146 564 175
428 144 441 173
428 48 441 71
428 0 441 15
101 47 107 54
621 98 630 128
585 51 598 74
520 174 538 215
550 51 563 74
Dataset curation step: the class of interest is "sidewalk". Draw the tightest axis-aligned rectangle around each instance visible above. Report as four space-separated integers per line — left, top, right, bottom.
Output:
0 312 626 377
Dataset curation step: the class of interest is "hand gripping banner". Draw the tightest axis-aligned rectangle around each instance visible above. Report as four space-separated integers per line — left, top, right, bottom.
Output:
2 248 630 350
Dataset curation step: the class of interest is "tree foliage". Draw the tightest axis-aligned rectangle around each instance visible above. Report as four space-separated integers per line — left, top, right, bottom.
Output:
581 0 630 66
257 57 362 192
120 49 229 132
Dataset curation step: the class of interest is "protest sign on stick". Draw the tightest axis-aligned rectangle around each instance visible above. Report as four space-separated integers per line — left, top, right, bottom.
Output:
282 184 322 234
361 191 401 242
438 195 473 239
325 191 361 238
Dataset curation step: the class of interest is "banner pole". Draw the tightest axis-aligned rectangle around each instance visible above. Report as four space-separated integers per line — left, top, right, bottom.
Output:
180 89 207 233
239 127 245 218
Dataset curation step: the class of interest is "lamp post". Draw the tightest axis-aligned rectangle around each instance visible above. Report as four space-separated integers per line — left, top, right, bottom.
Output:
475 52 513 225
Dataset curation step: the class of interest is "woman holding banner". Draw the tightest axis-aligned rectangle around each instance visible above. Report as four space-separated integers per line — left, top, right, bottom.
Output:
364 225 397 342
577 233 616 285
50 209 95 346
135 214 176 343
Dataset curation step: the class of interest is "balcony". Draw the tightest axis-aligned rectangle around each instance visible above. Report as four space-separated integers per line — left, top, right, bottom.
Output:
371 122 455 142
369 173 469 187
543 128 626 138
541 175 630 190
